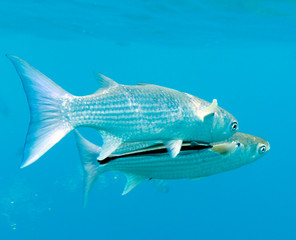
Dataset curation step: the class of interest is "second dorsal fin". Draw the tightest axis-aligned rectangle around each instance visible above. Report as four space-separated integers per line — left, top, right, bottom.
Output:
94 72 119 90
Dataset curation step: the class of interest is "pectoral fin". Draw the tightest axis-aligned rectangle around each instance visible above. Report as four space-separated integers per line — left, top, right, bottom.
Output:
164 140 183 158
122 174 146 195
197 99 218 122
97 132 122 160
211 142 238 156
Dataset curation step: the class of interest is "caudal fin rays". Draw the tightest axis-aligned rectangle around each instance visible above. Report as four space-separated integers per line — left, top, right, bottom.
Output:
6 55 73 168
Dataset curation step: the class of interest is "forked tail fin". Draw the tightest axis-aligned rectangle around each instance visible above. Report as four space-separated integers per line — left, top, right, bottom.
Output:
74 131 104 207
7 55 73 168
75 131 170 204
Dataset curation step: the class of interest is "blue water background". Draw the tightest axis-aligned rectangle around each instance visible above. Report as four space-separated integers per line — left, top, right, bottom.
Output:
0 1 295 239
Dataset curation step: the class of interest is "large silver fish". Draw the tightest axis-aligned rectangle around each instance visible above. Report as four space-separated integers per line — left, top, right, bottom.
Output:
7 55 238 168
75 132 270 203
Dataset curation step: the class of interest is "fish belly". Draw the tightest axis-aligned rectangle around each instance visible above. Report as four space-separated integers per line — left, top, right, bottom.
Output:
105 151 242 180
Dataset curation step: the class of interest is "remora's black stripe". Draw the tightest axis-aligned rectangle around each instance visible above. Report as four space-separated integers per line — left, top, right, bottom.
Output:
98 142 212 164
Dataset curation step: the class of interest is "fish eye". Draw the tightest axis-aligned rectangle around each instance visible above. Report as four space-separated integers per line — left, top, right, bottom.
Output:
230 121 238 132
259 145 266 154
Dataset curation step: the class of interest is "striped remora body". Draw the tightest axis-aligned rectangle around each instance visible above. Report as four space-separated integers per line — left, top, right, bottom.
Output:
75 132 270 202
7 55 238 168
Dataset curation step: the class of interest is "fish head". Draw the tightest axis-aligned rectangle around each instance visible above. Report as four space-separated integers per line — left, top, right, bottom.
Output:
210 106 239 142
230 132 270 164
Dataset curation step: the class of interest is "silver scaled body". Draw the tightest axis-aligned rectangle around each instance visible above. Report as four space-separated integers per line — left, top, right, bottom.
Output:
99 133 269 180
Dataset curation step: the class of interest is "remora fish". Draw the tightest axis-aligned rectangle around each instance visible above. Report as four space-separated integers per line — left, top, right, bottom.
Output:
75 132 269 203
7 55 238 168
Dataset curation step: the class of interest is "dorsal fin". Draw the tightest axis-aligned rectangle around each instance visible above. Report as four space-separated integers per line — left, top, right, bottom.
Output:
93 72 118 90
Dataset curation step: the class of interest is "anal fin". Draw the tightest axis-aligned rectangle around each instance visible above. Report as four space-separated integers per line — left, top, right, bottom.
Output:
97 132 122 160
164 140 183 158
150 179 169 193
122 174 146 195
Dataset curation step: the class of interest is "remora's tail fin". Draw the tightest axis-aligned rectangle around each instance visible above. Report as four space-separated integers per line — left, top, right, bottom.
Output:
74 131 104 207
7 55 73 168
